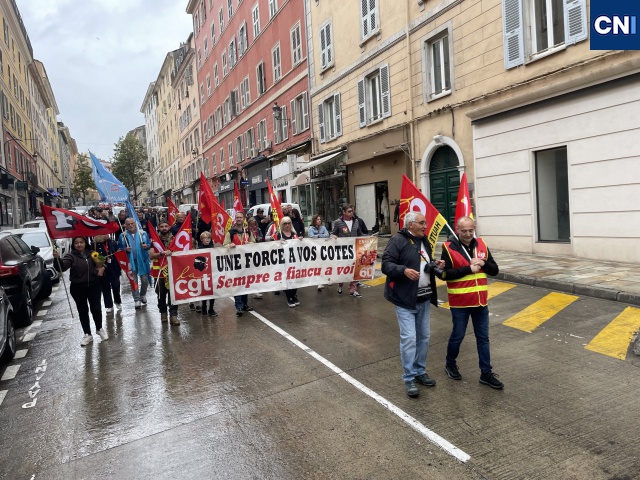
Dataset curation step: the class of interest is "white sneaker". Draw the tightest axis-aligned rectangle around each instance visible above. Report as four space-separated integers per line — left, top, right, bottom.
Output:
317 284 324 290
350 291 362 298
135 300 142 309
98 328 109 341
80 334 93 346
114 303 121 310
105 307 113 313
253 293 263 299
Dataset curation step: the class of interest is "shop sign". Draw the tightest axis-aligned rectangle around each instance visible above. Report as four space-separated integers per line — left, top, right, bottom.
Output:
251 175 263 185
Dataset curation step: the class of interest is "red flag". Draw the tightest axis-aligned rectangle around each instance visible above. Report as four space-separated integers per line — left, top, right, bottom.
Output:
267 179 284 230
114 250 138 291
169 212 193 251
208 195 233 245
42 204 120 240
454 172 473 227
198 173 216 223
233 181 244 215
167 197 179 226
147 223 167 278
399 175 448 251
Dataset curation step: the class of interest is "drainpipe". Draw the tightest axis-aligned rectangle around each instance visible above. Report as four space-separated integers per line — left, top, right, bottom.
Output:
405 0 417 183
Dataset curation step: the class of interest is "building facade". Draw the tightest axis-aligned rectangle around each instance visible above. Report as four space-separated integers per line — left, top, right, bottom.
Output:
141 82 162 206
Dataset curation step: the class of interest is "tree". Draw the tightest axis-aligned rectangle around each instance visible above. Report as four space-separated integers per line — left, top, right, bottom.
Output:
71 153 94 205
112 134 148 202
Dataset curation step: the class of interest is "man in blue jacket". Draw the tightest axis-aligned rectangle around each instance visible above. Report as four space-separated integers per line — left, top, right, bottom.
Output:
118 217 151 309
382 211 445 398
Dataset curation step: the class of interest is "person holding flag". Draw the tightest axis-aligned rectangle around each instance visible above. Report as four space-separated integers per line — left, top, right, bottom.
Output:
223 210 255 316
454 172 473 227
441 216 503 390
117 217 151 309
331 204 365 297
149 220 179 324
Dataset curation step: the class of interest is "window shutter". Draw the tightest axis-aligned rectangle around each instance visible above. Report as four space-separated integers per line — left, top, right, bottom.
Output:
380 64 391 118
502 0 524 69
281 105 288 140
320 25 327 69
326 25 333 66
357 78 366 127
334 93 342 138
564 0 587 45
360 0 369 39
368 0 377 34
318 103 325 143
302 93 309 130
290 100 297 135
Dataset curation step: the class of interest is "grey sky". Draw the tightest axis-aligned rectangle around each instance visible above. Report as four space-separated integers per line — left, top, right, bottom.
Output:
17 0 193 161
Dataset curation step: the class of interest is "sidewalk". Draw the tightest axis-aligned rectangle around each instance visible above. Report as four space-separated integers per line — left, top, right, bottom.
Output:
375 236 640 307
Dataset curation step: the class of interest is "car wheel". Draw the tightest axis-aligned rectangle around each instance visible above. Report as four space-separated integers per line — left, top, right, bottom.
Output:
16 285 33 327
0 314 16 363
37 270 53 299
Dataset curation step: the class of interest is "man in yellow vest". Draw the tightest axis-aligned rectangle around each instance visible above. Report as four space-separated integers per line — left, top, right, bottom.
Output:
441 216 503 389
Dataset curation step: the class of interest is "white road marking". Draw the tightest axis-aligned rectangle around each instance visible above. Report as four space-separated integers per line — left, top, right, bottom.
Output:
36 310 47 317
0 390 6 406
1 365 20 381
42 301 52 307
22 333 36 342
14 349 28 359
31 321 42 329
248 309 471 463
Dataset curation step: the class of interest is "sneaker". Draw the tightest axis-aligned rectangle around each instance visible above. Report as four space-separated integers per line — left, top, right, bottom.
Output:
135 301 142 309
287 299 296 308
141 296 147 305
80 334 93 346
445 365 462 380
350 291 362 298
415 373 436 387
405 380 419 398
208 309 218 317
242 305 253 312
317 284 324 291
293 296 300 306
170 315 181 325
97 328 109 341
105 307 113 313
236 309 243 317
195 305 201 312
479 372 504 390
337 287 343 295
253 293 263 299
115 303 122 310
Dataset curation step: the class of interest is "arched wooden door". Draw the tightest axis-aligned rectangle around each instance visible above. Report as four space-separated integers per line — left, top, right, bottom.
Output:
429 146 460 229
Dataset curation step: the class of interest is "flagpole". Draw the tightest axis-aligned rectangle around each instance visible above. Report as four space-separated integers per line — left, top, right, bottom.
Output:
54 249 75 320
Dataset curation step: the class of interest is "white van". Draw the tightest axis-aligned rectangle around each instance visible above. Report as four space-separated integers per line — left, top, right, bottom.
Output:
178 203 198 214
247 203 300 218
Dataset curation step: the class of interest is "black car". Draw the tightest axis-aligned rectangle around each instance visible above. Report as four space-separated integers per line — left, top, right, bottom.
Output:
0 286 16 363
0 232 52 327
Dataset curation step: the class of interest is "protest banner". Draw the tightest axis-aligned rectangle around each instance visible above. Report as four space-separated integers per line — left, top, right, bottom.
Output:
168 236 378 304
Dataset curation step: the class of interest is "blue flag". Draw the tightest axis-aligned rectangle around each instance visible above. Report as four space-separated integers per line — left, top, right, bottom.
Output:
89 151 130 202
125 200 144 232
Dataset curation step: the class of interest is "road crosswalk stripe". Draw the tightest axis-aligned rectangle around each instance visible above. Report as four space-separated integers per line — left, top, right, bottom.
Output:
1 365 20 381
585 307 640 360
363 276 386 287
439 281 517 309
0 390 6 407
502 292 579 333
14 349 28 359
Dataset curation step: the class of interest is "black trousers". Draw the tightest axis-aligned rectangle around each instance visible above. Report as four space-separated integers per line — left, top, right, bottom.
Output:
157 278 177 314
201 299 216 311
100 275 121 308
70 283 103 335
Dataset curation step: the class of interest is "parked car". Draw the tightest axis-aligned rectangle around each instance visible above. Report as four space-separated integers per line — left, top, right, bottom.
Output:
246 203 301 219
0 286 16 364
6 228 62 283
21 220 70 257
0 231 52 326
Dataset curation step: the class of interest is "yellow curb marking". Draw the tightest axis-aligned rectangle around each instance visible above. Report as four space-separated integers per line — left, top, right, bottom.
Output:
440 282 517 310
502 292 578 332
585 307 640 360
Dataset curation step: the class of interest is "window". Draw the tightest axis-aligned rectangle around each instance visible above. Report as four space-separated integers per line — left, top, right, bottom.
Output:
238 22 248 56
269 0 277 18
215 106 222 131
240 76 251 108
211 20 216 45
229 39 237 68
318 93 342 143
214 63 219 87
423 27 453 101
206 74 212 96
220 147 225 170
235 136 244 163
290 93 309 135
1 92 7 119
245 128 255 157
0 49 3 75
197 49 202 69
360 0 379 41
13 75 17 98
207 114 214 138
223 96 230 124
319 20 334 70
256 62 266 95
222 51 228 76
288 23 302 67
357 64 390 127
212 153 217 174
3 19 8 45
252 4 260 38
204 36 209 57
257 119 267 151
228 0 233 18
272 43 281 82
219 8 224 31
200 83 205 104
503 0 587 69
228 142 234 165
535 147 570 242
231 88 240 116
273 105 288 144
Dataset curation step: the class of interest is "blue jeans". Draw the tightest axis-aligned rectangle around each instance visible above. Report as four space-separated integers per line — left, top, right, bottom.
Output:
131 273 149 302
395 302 431 382
446 306 492 374
234 295 248 310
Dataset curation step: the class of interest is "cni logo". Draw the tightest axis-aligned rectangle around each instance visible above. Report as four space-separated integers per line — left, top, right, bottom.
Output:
590 0 640 50
593 15 636 35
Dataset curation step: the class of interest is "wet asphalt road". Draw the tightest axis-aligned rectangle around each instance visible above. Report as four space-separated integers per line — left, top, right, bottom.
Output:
1 274 640 479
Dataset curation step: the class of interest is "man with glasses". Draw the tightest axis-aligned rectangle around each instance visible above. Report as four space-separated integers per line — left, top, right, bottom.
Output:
331 204 365 297
441 216 503 389
382 211 444 398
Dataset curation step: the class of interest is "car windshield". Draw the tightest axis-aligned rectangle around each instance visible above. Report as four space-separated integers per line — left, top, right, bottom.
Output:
22 222 43 228
17 232 50 248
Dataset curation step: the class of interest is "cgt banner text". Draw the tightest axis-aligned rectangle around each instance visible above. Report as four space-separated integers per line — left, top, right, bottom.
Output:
168 237 378 304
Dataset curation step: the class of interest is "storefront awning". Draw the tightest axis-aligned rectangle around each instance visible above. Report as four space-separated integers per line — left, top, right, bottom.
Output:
295 150 343 173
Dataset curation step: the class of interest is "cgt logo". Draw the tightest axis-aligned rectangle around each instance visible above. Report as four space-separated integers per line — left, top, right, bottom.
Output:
590 0 640 50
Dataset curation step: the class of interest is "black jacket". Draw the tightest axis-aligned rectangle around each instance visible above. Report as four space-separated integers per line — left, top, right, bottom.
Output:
55 249 102 286
93 239 121 281
440 236 499 280
382 229 438 310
